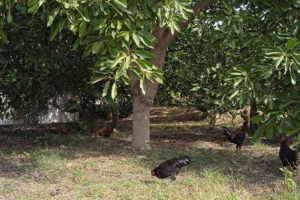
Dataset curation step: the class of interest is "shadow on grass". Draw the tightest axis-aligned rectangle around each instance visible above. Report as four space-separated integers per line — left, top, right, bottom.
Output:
0 130 132 179
0 126 283 190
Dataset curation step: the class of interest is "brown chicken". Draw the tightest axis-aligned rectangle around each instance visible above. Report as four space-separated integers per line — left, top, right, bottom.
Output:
222 118 249 152
150 155 194 182
95 127 114 138
279 133 297 169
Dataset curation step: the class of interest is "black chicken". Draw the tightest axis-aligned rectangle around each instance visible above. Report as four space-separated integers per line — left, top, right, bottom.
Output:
279 133 297 169
151 155 194 182
222 118 248 152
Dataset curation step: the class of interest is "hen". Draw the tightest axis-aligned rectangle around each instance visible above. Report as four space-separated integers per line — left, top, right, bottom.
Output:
222 118 248 152
151 155 194 182
279 133 297 169
95 127 114 138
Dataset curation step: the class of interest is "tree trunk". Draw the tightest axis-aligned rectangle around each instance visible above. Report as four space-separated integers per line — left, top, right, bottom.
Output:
111 109 119 129
130 38 169 150
131 95 151 150
129 0 217 150
250 102 258 135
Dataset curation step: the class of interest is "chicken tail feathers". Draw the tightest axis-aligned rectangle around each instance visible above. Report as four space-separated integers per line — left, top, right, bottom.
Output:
176 155 194 167
222 126 233 141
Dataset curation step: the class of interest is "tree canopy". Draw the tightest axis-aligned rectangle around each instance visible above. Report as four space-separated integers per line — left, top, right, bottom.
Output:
1 0 300 149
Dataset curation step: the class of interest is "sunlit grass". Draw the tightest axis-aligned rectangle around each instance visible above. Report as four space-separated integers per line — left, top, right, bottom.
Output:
252 140 270 151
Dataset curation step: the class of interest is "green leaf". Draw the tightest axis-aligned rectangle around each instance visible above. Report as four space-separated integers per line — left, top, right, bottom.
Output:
172 21 181 32
89 75 107 84
286 38 297 50
79 21 87 37
76 6 90 22
139 76 146 95
229 90 239 100
93 18 106 31
275 55 284 69
130 69 142 80
110 55 126 69
251 125 265 142
7 13 13 23
153 72 164 84
47 8 60 27
266 118 275 139
251 115 264 124
125 20 136 33
102 81 110 97
278 118 286 133
50 19 66 41
111 81 117 99
132 33 140 46
135 50 155 59
179 8 188 20
138 34 154 48
113 0 127 8
289 68 296 85
91 41 104 54
115 63 125 80
135 59 153 71
286 126 300 137
233 77 243 87
124 56 130 70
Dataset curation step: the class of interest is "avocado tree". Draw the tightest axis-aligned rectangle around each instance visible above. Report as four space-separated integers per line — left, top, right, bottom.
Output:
1 0 217 150
2 0 300 150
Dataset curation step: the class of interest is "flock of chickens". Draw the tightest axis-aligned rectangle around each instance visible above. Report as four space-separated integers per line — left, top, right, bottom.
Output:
149 117 298 182
94 117 298 183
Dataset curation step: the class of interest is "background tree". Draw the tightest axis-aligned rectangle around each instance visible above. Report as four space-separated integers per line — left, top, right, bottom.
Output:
0 2 132 126
156 16 241 128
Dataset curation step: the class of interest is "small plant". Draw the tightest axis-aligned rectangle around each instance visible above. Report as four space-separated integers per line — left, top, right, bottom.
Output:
280 167 297 191
73 166 84 183
8 148 17 155
252 140 269 150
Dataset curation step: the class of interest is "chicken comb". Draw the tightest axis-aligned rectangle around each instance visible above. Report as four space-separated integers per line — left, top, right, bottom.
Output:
280 133 287 142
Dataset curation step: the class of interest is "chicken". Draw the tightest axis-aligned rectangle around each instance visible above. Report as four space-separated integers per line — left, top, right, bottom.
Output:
279 133 297 169
95 127 114 138
150 155 194 182
222 118 249 152
58 124 71 134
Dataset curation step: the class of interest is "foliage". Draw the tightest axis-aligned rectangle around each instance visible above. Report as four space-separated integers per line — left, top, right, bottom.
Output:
0 0 194 99
216 0 300 141
0 1 133 122
156 13 243 126
0 4 93 121
193 0 300 139
280 167 297 191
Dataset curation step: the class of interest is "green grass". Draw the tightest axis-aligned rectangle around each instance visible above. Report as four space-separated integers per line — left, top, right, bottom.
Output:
0 110 300 199
252 140 270 151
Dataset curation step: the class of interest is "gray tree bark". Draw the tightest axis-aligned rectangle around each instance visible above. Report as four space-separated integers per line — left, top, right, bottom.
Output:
130 0 217 150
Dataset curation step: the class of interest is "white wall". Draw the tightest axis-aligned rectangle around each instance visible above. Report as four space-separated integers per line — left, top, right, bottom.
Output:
0 95 78 125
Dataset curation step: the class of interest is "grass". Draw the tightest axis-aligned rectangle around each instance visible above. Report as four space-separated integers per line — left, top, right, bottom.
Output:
0 107 300 199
